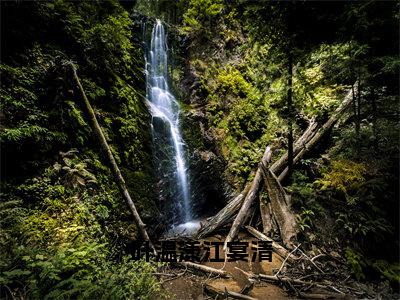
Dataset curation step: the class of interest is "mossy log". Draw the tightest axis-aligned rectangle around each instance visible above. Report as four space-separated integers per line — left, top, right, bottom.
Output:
69 63 155 253
270 118 318 176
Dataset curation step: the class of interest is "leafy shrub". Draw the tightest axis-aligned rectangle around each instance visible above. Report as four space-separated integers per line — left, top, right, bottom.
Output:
345 247 367 281
316 159 366 203
372 260 400 285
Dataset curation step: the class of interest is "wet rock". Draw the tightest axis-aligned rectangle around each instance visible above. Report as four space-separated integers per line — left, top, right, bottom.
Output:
186 108 206 121
189 150 235 219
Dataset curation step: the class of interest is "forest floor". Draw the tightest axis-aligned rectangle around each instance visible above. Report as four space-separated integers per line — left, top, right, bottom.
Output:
153 231 398 300
158 233 292 300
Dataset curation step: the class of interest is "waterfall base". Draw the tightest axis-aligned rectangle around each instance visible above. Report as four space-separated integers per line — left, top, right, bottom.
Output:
163 220 201 238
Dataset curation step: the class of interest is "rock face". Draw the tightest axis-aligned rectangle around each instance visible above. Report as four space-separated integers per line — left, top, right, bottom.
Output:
167 31 237 220
189 149 235 218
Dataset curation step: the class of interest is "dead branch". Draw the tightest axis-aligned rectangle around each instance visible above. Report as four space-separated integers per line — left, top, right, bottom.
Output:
203 284 259 300
275 244 301 276
245 225 300 262
298 292 352 299
178 262 231 278
297 248 325 274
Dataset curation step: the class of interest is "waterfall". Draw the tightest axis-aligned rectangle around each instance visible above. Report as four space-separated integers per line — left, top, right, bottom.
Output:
146 19 192 224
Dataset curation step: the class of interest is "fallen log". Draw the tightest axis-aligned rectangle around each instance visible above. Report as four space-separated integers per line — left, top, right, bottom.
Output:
178 261 231 278
204 284 259 300
197 184 251 239
197 120 317 239
69 62 155 253
261 165 297 248
270 118 318 175
196 86 356 241
245 226 299 262
224 147 272 249
278 86 357 182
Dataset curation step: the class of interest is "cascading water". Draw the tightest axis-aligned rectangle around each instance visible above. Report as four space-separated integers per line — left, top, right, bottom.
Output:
146 19 192 225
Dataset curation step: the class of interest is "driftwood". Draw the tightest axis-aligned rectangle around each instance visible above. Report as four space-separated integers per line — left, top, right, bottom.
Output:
224 147 272 249
278 86 357 182
178 261 231 278
204 284 259 300
69 63 155 253
245 226 299 263
197 184 251 239
261 165 297 248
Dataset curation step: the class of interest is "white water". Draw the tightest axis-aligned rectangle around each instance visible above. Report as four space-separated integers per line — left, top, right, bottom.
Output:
146 20 191 222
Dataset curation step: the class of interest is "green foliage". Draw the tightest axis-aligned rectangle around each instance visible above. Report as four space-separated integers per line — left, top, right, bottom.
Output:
289 170 324 234
53 150 97 189
1 243 162 300
181 0 224 35
201 63 283 185
0 150 162 298
307 42 368 84
297 208 315 232
46 257 163 300
372 260 400 284
345 247 367 281
316 159 367 201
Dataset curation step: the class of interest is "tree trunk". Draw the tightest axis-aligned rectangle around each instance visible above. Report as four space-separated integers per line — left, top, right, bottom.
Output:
351 84 359 140
370 86 378 150
270 118 318 176
204 284 259 300
69 63 155 253
356 80 362 155
179 262 231 278
224 147 272 249
287 50 294 183
196 85 356 240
